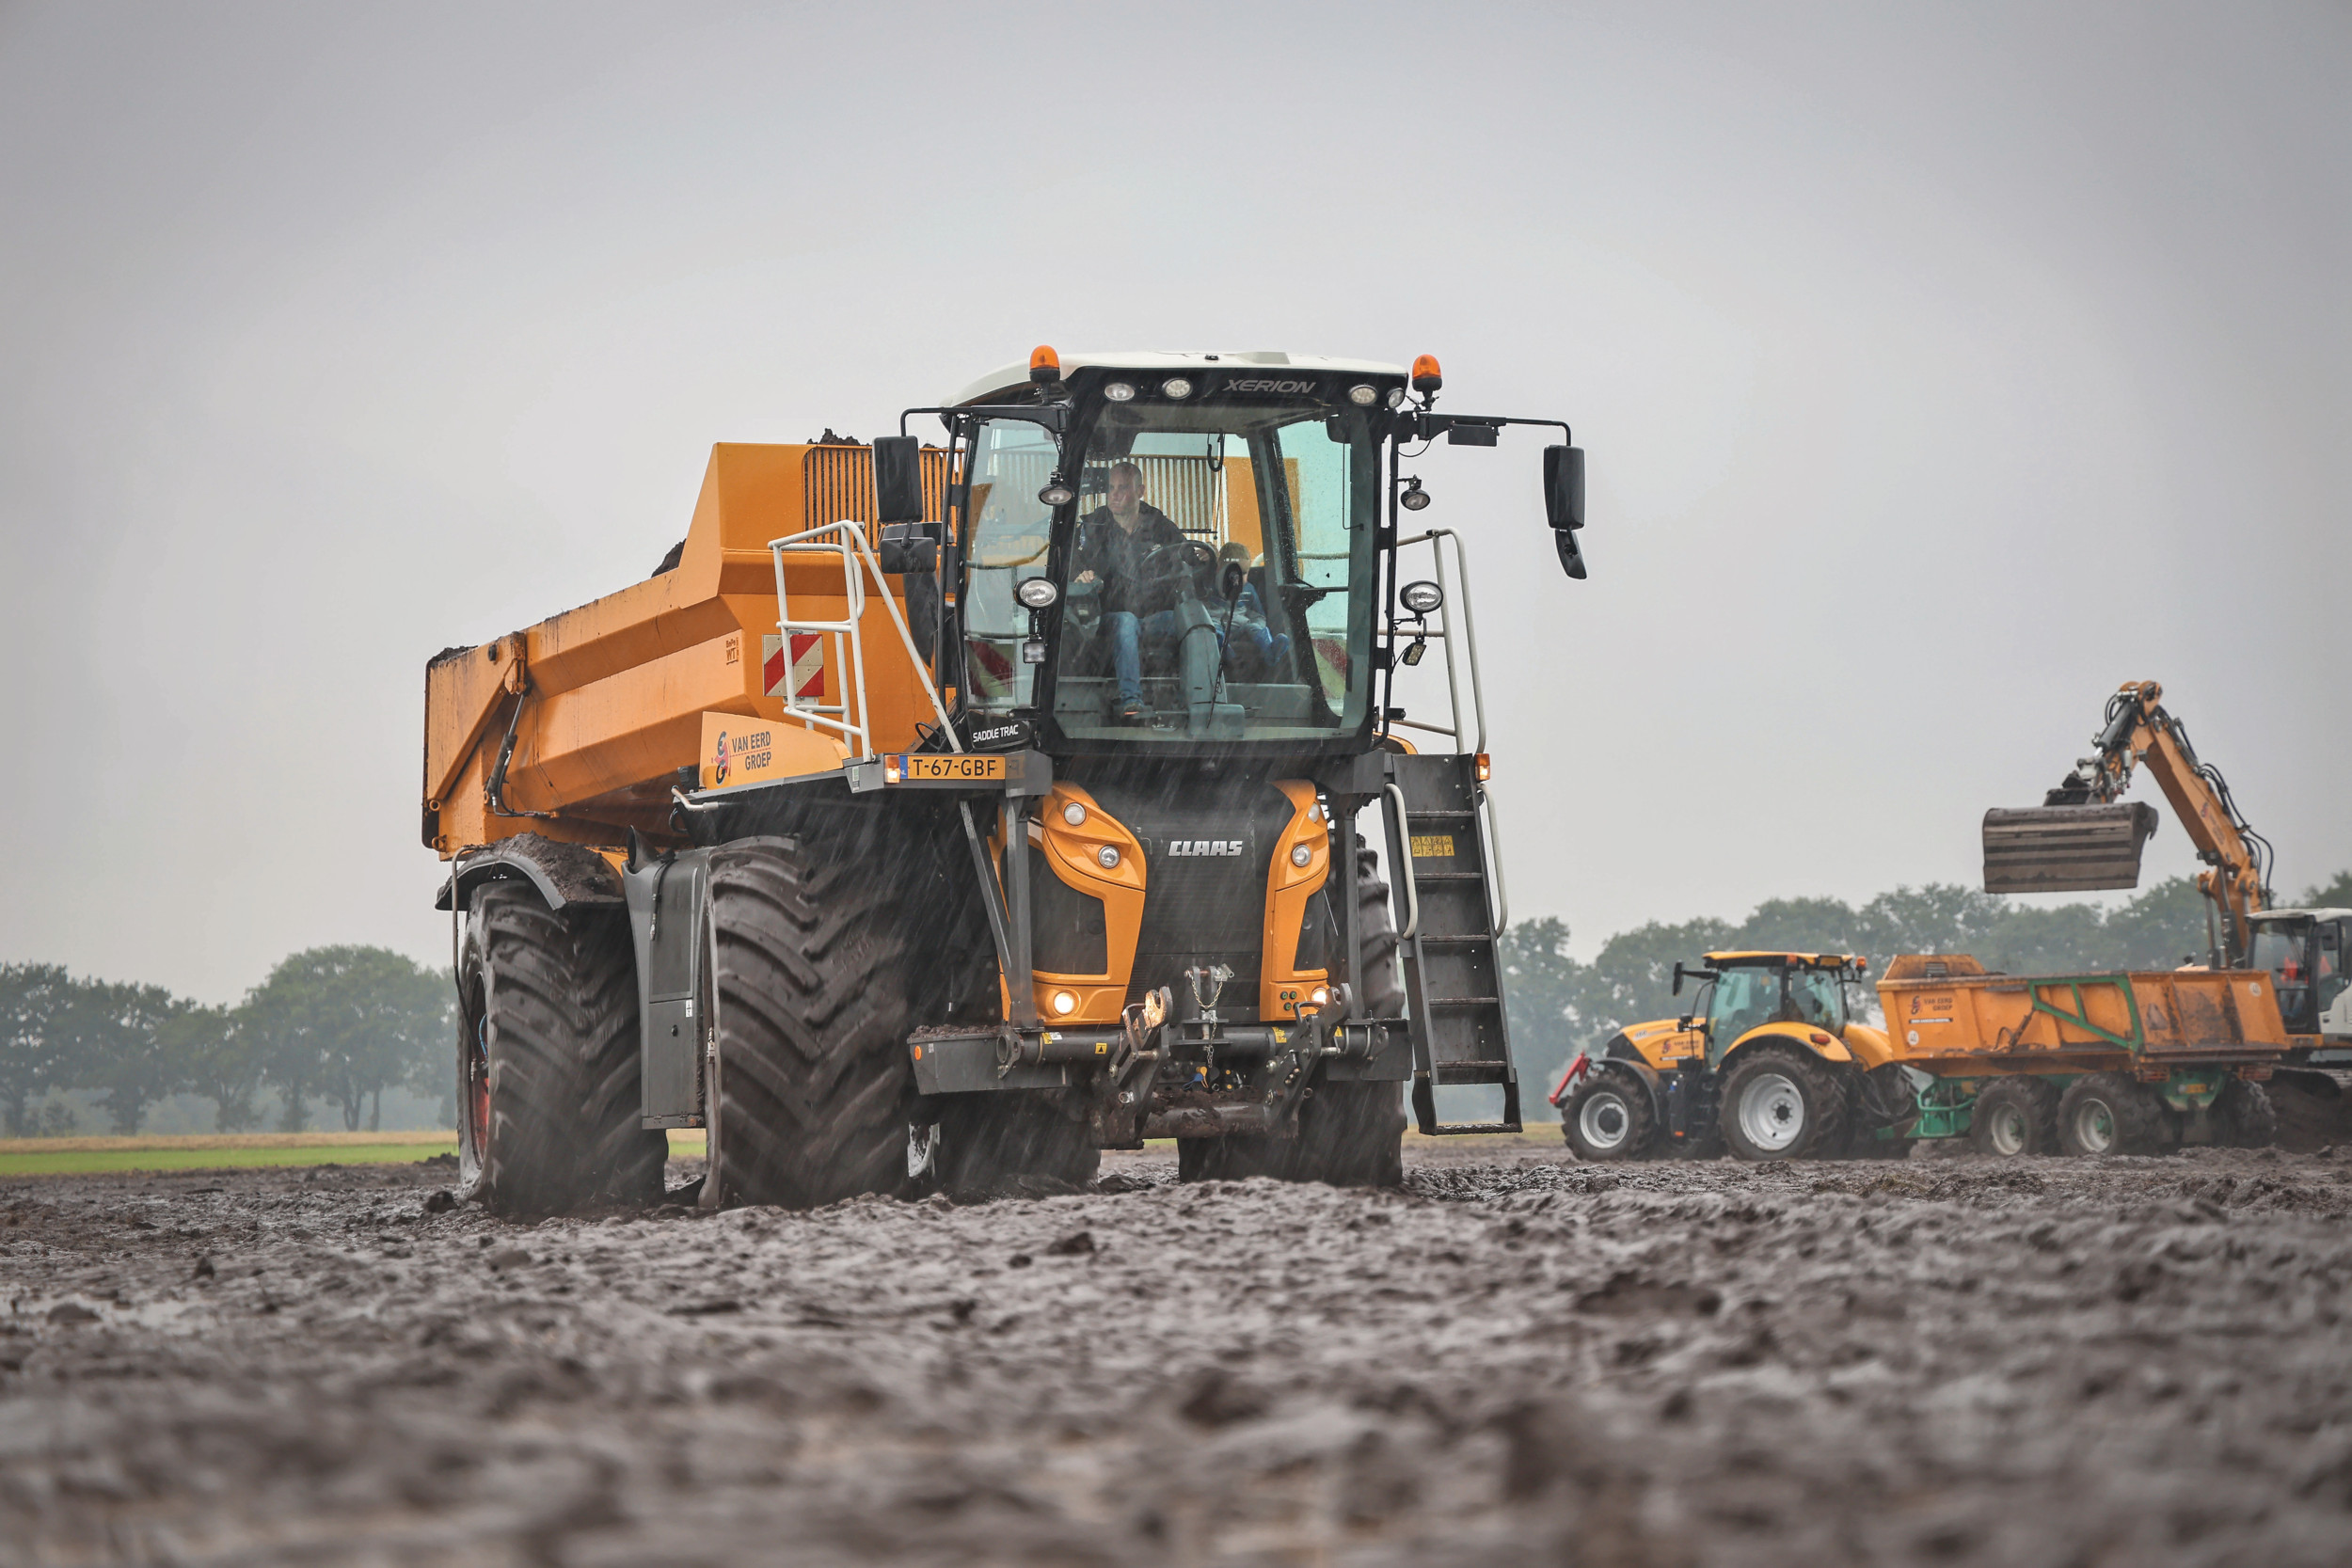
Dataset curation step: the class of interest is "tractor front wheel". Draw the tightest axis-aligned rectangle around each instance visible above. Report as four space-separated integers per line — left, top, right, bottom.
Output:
705 836 924 1209
1562 1064 1657 1162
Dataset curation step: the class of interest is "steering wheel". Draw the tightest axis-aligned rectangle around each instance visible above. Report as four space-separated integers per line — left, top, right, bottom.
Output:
1139 539 1217 598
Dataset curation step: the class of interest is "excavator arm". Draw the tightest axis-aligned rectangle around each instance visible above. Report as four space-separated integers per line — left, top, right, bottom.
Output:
1984 680 2273 965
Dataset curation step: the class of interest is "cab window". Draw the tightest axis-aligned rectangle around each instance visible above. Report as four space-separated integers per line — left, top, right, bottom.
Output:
960 419 1059 714
1789 969 1848 1032
1708 969 1780 1041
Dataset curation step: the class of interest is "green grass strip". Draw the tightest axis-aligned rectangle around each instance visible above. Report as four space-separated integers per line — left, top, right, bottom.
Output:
0 1145 464 1177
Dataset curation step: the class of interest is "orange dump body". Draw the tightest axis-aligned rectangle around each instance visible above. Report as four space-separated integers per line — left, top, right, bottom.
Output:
1874 954 2291 1075
422 443 949 859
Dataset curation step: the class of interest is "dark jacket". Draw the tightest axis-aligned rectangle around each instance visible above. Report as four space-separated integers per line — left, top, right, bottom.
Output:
1074 503 1187 616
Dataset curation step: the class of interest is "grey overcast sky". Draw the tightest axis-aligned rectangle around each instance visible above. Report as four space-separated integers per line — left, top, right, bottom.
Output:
1 2 2344 1003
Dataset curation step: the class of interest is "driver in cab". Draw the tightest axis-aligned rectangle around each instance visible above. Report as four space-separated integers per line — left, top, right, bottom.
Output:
1074 461 1193 722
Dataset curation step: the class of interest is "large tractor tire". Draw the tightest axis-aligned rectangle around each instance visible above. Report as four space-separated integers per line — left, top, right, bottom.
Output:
1719 1047 1850 1162
456 882 667 1217
2214 1078 2279 1148
2056 1071 2169 1157
1561 1062 1657 1162
705 836 924 1209
1178 845 1406 1188
935 1093 1100 1198
1969 1075 2061 1157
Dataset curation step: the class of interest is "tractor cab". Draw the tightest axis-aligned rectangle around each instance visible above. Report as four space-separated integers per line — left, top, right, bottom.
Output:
2248 910 2352 1040
1674 951 1870 1067
902 348 1583 755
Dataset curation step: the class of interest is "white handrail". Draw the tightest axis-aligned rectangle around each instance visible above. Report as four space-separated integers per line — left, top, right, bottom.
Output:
1383 783 1421 942
1390 525 1505 932
769 521 964 760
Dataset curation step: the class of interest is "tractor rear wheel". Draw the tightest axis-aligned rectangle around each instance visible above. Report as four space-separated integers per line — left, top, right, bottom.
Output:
1719 1047 1849 1162
1562 1063 1657 1162
2214 1079 2278 1148
1969 1075 2060 1157
455 882 667 1217
2056 1071 2168 1157
935 1094 1100 1198
1178 847 1407 1187
705 835 923 1209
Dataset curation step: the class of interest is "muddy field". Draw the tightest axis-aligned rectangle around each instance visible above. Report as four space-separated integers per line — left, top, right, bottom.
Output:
7 1141 2352 1567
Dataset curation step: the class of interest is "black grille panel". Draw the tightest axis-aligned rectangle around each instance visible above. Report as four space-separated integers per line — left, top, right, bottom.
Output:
1087 773 1298 1021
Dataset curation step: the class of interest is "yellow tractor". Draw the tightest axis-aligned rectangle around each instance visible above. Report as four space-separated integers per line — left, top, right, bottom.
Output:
423 347 1586 1212
1551 952 1891 1162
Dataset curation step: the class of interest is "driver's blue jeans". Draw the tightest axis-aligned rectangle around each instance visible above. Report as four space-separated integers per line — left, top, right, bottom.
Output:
1105 610 1181 703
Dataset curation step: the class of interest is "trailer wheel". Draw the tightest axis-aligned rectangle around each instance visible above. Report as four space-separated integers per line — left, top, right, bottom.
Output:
705 836 922 1209
935 1094 1100 1197
1969 1076 2060 1157
455 882 667 1216
1719 1047 1849 1162
2056 1071 2167 1157
2215 1079 2278 1148
1562 1064 1656 1162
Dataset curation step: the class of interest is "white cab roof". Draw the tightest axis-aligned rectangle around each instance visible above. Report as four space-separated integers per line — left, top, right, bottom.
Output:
2253 908 2352 923
952 350 1406 407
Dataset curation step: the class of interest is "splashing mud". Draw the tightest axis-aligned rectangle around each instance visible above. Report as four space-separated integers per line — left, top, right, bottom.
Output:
5 1142 2351 1564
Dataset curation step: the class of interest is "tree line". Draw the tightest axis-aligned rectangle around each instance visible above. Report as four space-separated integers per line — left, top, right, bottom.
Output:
9 868 2346 1137
0 947 451 1137
1498 870 2352 1109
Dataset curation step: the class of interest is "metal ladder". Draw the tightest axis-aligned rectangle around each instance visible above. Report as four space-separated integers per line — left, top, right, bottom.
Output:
1379 525 1519 1134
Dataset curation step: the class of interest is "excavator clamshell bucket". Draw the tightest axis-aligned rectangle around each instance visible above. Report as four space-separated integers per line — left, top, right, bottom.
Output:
1981 803 2159 894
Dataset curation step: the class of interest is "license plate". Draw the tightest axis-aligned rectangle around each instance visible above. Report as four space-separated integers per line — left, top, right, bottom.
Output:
897 753 1006 783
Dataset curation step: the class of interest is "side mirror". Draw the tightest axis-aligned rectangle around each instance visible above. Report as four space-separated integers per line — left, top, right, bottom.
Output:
1543 445 1584 531
1671 960 1688 997
1220 560 1246 603
874 436 925 525
1544 445 1586 581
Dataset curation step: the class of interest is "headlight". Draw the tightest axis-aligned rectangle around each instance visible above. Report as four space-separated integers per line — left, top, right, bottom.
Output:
1038 481 1075 507
1104 381 1136 403
1161 376 1194 400
1015 577 1060 610
1062 800 1087 826
1385 388 1406 409
1309 986 1329 1007
1290 843 1313 867
1348 384 1377 406
1051 990 1077 1016
1096 846 1120 869
1400 579 1445 615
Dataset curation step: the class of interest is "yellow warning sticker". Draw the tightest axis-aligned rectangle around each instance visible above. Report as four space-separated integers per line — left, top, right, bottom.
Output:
1409 833 1456 859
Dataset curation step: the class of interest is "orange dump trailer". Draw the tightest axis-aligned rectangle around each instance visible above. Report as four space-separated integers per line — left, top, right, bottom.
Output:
422 441 949 862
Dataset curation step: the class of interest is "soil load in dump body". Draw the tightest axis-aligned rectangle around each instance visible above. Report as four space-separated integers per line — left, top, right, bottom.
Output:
5 1144 2352 1566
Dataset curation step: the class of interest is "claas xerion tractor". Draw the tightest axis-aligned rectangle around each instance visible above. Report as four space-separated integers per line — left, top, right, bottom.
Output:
421 348 1586 1212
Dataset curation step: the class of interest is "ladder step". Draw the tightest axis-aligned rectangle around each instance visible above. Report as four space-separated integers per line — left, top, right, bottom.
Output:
1411 871 1486 881
1405 809 1477 821
1431 997 1502 1007
1417 934 1494 947
1422 1121 1524 1136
